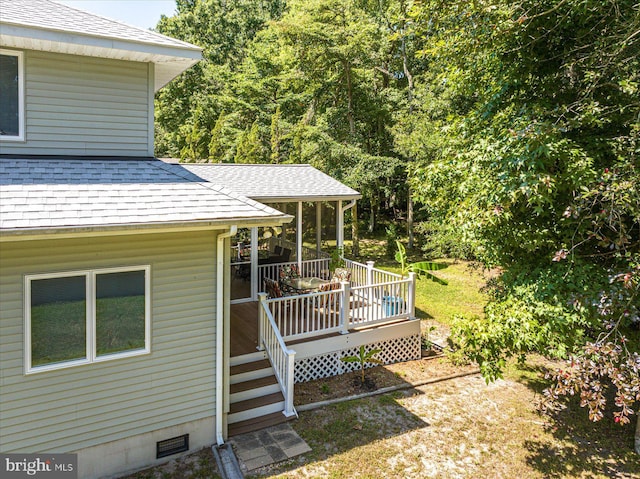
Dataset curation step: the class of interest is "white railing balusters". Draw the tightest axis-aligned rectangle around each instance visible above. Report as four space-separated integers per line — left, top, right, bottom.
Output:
258 293 297 418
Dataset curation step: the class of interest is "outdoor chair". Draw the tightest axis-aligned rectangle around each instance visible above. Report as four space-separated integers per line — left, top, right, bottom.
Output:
331 267 351 283
263 277 284 299
318 280 342 320
280 248 292 262
279 265 301 294
274 245 283 255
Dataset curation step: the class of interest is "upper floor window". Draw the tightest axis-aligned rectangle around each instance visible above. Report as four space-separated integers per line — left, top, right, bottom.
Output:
25 266 151 374
0 49 25 141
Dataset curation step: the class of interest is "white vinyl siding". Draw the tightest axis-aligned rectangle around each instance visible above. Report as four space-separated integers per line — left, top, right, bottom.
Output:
0 50 153 156
0 231 218 453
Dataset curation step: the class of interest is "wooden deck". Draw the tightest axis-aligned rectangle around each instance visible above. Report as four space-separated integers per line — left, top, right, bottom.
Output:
230 302 260 357
230 300 408 357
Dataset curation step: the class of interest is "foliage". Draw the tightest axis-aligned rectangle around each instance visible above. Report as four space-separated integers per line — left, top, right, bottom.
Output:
329 246 346 271
341 345 383 384
400 0 640 435
394 240 448 285
420 325 437 351
540 261 639 430
154 0 419 231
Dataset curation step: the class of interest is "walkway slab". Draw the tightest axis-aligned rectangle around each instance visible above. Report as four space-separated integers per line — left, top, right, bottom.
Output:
229 423 311 472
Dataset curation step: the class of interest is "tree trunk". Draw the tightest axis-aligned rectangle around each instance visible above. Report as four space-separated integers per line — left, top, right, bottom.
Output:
635 415 640 455
407 191 414 249
368 198 377 233
343 60 355 136
351 201 360 257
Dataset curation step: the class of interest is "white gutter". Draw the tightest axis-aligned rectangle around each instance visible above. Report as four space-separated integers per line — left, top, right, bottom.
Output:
216 225 237 445
337 199 357 249
342 199 357 213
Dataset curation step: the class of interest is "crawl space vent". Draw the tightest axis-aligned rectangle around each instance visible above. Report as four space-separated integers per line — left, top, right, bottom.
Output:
156 434 189 459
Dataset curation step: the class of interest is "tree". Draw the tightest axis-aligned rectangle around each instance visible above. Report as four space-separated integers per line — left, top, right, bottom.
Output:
154 0 285 159
404 0 639 441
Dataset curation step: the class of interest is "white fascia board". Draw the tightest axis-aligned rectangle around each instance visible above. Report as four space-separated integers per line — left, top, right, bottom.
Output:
252 194 362 203
0 215 294 242
0 24 201 89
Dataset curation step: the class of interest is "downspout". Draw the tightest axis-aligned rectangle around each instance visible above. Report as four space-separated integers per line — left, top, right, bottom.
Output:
216 225 237 446
338 199 357 250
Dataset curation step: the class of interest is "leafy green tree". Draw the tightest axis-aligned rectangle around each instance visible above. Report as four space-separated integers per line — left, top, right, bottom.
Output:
154 0 285 158
403 0 639 437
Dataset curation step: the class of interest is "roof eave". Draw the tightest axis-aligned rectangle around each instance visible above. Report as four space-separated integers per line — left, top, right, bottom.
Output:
0 214 293 242
0 23 202 90
253 194 362 203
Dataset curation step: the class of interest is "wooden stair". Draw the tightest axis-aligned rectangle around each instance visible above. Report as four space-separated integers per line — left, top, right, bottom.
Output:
228 351 294 437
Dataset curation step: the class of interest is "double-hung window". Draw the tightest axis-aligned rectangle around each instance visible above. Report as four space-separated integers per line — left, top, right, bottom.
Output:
25 266 151 374
0 49 25 141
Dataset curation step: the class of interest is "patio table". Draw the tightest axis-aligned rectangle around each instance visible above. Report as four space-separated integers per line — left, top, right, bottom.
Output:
282 276 330 294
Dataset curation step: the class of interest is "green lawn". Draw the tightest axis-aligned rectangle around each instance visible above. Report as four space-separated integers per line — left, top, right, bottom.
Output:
348 237 492 324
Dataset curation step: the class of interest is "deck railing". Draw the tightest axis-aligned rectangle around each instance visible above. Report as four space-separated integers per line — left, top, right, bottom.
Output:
268 238 330 261
258 258 331 289
265 287 345 341
261 257 417 342
344 258 403 287
257 293 297 418
349 277 413 327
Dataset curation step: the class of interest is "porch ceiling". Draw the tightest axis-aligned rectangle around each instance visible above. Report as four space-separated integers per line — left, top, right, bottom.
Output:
179 163 361 203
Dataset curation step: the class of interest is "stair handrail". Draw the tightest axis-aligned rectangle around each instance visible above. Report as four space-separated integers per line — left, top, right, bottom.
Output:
258 292 297 418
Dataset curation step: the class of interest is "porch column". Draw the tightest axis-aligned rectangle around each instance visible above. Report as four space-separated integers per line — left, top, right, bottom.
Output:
336 200 344 250
250 227 258 300
297 201 303 267
316 202 322 257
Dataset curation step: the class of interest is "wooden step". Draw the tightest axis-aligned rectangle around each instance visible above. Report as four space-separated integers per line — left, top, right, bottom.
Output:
229 391 284 415
230 375 280 403
228 392 284 424
230 359 270 376
228 411 293 437
230 350 267 367
230 374 278 395
230 359 272 384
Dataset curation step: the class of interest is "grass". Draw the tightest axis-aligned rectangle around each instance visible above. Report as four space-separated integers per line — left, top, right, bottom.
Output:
348 237 491 324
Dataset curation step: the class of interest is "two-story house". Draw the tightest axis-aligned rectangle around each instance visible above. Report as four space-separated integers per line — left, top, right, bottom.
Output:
0 1 421 478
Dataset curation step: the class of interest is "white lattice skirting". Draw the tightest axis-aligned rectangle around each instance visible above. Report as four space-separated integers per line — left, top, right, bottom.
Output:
294 328 421 383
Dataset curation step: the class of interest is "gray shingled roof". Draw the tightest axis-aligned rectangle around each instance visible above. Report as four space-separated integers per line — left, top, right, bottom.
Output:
182 164 361 202
0 0 193 49
0 159 290 235
0 0 202 90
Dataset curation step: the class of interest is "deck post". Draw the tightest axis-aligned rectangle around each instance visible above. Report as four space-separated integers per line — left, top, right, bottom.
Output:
366 261 375 285
316 202 322 257
408 272 417 320
340 280 351 334
297 201 303 268
284 349 297 417
257 293 267 351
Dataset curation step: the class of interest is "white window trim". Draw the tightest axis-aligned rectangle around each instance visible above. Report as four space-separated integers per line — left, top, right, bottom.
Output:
0 49 25 142
24 266 151 374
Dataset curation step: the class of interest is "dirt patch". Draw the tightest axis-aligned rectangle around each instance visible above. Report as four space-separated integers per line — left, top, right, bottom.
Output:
256 357 640 479
294 355 479 405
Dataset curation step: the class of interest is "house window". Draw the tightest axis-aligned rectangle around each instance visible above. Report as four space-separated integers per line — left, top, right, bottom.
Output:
25 266 150 373
0 49 25 141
